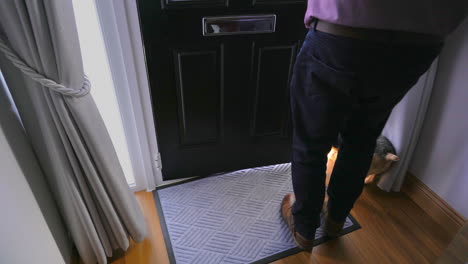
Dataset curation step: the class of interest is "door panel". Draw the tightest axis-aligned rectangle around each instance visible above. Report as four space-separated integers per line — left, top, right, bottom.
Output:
137 0 306 180
250 42 298 138
174 47 224 146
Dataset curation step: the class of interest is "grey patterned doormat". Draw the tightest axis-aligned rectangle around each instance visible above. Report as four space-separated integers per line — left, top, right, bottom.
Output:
154 163 360 264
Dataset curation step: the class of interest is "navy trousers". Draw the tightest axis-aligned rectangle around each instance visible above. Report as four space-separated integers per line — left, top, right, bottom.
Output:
290 29 442 239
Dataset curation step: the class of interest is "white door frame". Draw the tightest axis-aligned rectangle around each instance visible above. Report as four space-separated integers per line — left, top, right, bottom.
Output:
93 0 193 190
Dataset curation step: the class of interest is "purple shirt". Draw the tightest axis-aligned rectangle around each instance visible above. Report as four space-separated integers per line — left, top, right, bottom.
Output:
310 0 468 36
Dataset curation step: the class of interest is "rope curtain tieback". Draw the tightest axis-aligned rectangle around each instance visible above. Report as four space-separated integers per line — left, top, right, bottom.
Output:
0 35 90 97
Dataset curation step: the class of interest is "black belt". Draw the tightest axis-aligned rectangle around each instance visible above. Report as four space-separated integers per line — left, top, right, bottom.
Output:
314 19 443 44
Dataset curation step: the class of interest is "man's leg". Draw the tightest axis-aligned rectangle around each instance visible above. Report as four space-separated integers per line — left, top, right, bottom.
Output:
326 104 391 223
325 43 443 225
288 31 354 240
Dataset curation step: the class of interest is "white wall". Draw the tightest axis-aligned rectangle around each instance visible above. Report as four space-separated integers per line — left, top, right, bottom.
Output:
0 81 65 263
410 17 468 218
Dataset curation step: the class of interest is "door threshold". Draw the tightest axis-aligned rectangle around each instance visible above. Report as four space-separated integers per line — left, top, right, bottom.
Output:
156 176 198 189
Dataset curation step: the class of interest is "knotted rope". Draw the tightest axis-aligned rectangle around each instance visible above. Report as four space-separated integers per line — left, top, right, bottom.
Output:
0 35 90 97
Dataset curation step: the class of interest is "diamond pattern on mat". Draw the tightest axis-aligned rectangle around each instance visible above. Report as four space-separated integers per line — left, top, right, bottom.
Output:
188 192 220 208
247 185 278 201
167 222 190 242
211 196 244 213
238 170 267 185
245 220 278 240
260 172 289 188
315 226 326 238
203 232 242 254
183 180 210 190
191 250 225 264
259 241 295 258
229 237 265 259
172 207 206 225
226 182 255 198
222 170 248 178
281 179 294 193
234 200 267 217
221 255 254 264
178 227 215 249
343 217 354 229
208 177 236 194
271 191 287 205
160 186 195 204
160 202 185 220
272 221 295 244
193 211 230 229
221 214 256 234
259 202 283 223
156 163 360 264
254 163 291 175
173 245 198 264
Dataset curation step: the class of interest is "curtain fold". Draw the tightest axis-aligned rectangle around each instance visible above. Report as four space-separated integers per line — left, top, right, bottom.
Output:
0 1 146 264
378 60 438 192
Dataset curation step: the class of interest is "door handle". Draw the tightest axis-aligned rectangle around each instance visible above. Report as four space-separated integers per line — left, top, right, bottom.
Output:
202 14 276 36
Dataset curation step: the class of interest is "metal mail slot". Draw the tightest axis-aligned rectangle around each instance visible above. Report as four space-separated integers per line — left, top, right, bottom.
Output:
203 15 276 36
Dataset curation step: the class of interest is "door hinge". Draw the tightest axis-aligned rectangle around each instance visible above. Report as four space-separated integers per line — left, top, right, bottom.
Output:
154 152 162 170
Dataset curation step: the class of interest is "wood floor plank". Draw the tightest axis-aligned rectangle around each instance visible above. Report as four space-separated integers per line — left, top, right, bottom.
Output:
275 253 308 264
364 186 448 259
403 174 465 236
310 236 366 264
437 222 468 264
294 252 314 264
359 188 433 263
120 191 169 264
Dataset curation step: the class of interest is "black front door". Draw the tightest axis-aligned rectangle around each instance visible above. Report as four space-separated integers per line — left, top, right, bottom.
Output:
137 0 306 180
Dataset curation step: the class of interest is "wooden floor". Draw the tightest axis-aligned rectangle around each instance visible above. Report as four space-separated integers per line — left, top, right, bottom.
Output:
112 158 459 264
436 222 468 264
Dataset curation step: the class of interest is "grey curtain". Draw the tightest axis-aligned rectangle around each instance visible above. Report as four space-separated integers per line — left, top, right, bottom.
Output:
378 61 438 191
0 1 146 264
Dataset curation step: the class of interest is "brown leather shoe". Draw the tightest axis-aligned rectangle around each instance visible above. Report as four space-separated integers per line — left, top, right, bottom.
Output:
321 206 345 238
281 193 315 251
